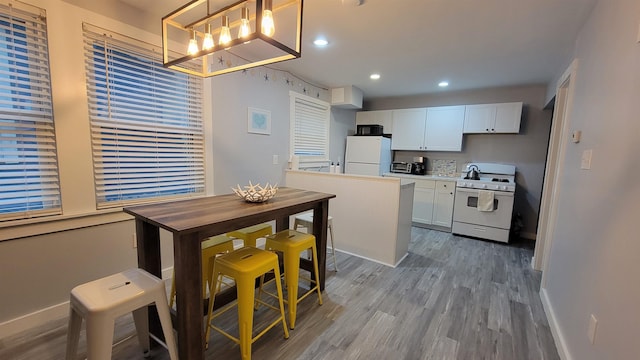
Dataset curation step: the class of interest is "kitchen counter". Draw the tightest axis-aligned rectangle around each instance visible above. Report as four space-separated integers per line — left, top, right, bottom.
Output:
383 172 460 181
286 170 414 267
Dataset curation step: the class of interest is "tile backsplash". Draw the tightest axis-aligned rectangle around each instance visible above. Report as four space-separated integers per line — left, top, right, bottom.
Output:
432 159 457 176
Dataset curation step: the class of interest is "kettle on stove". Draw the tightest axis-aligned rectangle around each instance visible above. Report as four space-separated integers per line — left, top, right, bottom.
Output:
465 164 480 180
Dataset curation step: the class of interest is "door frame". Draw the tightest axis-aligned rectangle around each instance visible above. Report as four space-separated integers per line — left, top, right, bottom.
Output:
534 59 578 287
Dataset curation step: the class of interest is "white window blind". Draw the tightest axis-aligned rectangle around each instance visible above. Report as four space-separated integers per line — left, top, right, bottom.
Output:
0 2 61 221
290 91 330 162
83 24 204 209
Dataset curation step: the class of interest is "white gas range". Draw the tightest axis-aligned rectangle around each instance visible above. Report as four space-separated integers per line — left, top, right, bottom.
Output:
452 163 516 243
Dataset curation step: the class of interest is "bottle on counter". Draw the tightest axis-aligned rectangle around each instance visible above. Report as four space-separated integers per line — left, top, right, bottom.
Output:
330 162 336 173
336 161 341 174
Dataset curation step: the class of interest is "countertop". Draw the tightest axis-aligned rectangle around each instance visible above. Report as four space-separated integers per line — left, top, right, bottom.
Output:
383 172 460 182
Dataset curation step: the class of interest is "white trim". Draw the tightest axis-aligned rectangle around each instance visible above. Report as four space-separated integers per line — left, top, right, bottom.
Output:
0 267 174 338
333 248 404 268
534 58 578 277
540 288 572 360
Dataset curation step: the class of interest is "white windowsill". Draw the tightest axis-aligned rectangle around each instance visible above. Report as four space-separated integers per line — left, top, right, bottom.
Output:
0 208 133 242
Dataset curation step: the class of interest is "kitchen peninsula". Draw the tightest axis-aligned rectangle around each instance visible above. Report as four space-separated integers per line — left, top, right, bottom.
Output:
285 170 414 267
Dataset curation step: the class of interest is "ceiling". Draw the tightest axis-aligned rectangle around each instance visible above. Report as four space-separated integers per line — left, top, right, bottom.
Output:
91 0 597 99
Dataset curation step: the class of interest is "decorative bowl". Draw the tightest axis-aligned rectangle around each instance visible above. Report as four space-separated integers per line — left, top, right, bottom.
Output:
232 182 278 203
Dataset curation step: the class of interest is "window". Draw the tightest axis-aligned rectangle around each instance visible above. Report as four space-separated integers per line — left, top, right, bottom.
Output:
289 91 330 164
0 2 61 221
83 24 204 209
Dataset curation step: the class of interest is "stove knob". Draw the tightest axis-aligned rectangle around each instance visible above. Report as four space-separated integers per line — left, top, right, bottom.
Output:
479 184 486 189
501 185 507 191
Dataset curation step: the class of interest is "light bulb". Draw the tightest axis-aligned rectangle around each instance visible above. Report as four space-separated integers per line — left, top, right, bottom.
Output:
238 7 251 39
187 29 198 55
219 16 231 46
202 23 214 50
261 0 275 37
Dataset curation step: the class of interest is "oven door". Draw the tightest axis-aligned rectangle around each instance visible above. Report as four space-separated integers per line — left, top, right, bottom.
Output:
453 187 514 229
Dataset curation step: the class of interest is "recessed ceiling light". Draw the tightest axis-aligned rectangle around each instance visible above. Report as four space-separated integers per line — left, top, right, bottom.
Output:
313 38 328 47
438 81 449 87
370 73 381 80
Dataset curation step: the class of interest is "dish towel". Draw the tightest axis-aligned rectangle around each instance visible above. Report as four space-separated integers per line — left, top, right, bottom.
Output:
477 190 495 212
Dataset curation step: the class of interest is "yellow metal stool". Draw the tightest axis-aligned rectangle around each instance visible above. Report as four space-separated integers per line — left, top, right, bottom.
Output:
226 223 273 247
263 229 323 329
168 234 235 308
204 247 289 360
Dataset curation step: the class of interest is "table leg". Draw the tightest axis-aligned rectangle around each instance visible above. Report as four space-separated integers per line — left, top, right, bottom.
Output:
135 221 163 343
173 232 205 360
312 201 329 291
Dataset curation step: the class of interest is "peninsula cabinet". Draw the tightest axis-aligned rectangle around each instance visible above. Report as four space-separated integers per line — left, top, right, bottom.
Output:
391 106 464 151
355 110 393 134
463 102 523 134
412 179 435 224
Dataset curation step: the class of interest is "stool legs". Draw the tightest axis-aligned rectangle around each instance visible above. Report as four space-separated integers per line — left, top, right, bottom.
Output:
86 315 115 360
154 295 179 360
132 307 150 356
282 242 323 329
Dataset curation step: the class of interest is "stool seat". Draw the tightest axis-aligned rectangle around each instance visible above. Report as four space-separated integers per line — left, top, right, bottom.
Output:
227 223 273 248
293 212 338 271
205 247 289 360
264 229 323 329
66 268 178 360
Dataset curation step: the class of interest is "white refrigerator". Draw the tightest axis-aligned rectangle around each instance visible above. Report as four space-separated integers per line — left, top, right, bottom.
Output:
344 136 392 176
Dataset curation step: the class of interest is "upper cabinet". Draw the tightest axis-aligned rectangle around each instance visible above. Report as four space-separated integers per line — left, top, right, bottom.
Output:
463 102 523 134
424 106 465 151
391 108 427 150
391 106 464 151
355 110 393 134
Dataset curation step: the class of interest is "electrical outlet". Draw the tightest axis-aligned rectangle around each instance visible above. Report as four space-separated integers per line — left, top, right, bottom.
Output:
273 155 279 165
132 233 137 248
588 314 598 344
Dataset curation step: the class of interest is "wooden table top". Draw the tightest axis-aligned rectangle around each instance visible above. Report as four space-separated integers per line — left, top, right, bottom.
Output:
123 187 335 235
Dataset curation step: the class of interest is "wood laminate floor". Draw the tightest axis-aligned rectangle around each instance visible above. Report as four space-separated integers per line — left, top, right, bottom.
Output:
0 228 559 360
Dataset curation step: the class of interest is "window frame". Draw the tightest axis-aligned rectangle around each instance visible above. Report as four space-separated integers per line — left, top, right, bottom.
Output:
289 91 330 167
83 23 205 209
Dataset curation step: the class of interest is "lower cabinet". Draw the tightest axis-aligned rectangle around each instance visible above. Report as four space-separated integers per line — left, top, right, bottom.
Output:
413 181 435 224
412 179 455 228
432 181 455 227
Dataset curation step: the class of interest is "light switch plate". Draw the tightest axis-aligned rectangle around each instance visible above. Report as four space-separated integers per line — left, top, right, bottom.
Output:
272 155 279 165
637 22 640 43
581 149 593 169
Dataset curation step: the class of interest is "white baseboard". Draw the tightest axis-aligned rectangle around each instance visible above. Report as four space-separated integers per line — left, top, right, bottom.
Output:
540 288 572 360
0 266 174 339
334 248 398 268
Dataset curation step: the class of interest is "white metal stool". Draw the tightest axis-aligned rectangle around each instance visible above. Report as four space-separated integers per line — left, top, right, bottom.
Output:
293 212 338 271
65 268 178 360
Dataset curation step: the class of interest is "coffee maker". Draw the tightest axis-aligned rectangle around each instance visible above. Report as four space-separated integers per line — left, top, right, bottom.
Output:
411 156 427 175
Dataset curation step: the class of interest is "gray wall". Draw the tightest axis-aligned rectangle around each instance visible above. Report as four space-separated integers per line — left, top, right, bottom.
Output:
209 70 355 194
365 85 552 238
543 0 640 359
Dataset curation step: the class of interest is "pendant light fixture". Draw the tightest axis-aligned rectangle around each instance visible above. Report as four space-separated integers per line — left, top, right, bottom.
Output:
218 15 231 45
202 23 214 50
261 0 275 37
187 29 198 55
238 7 251 39
162 0 303 77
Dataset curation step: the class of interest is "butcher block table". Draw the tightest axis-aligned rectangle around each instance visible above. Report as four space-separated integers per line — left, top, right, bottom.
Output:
123 187 335 360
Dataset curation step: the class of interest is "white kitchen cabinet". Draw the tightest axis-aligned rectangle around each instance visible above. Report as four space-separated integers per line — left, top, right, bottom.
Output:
355 110 393 134
425 106 465 151
432 181 455 227
391 106 463 151
391 108 427 150
412 179 435 224
463 102 523 134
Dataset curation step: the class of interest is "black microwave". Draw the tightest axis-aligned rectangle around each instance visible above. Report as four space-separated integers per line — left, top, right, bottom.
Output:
356 124 383 136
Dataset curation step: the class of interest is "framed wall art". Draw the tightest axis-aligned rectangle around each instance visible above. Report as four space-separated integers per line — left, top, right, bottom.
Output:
247 107 271 135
